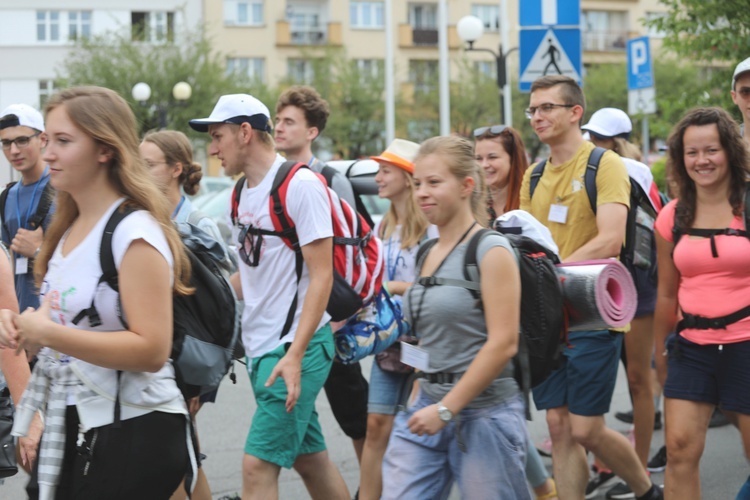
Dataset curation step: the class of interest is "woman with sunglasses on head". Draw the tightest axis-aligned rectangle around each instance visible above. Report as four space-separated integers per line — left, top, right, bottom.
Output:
382 135 530 499
358 139 437 500
653 107 750 499
474 124 559 500
140 130 231 500
0 86 194 499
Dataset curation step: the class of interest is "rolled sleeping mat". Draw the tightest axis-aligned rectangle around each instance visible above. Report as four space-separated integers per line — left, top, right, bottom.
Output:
556 259 637 331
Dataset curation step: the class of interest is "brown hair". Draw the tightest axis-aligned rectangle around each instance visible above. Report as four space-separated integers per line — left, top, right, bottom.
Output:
667 107 750 228
142 130 203 196
475 126 529 213
530 75 586 124
37 86 191 294
416 136 488 227
276 85 329 137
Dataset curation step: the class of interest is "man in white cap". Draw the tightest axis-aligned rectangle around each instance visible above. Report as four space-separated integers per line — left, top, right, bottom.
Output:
189 95 349 500
731 56 750 143
0 104 53 311
274 85 370 472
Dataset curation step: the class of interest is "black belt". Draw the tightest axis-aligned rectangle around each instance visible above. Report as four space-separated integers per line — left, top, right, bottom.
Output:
676 304 750 333
420 372 462 384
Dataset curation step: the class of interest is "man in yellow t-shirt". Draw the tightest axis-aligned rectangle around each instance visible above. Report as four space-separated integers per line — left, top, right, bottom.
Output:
519 75 662 500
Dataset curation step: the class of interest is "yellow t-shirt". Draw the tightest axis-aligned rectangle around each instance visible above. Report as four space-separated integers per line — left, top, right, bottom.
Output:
519 141 630 260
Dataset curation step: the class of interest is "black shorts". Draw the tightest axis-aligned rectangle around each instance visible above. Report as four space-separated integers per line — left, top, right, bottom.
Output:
323 361 369 440
28 406 189 500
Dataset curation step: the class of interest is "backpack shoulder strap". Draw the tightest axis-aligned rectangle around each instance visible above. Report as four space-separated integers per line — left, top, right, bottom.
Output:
28 181 54 230
415 238 438 274
462 228 495 300
269 161 308 252
529 161 547 199
230 176 246 226
0 182 17 234
583 146 607 215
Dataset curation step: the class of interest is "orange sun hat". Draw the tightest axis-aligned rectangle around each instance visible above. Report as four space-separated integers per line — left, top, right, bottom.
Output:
370 138 420 174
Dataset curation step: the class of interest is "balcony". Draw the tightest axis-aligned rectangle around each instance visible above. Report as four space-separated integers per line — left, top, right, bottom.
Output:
398 24 460 49
276 20 342 46
582 30 629 52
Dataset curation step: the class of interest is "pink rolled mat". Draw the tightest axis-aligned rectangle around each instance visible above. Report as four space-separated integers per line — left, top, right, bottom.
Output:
556 259 637 331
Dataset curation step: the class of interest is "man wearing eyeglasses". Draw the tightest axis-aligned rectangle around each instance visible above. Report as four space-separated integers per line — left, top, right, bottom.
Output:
519 76 662 500
732 57 750 144
0 104 53 312
189 94 350 500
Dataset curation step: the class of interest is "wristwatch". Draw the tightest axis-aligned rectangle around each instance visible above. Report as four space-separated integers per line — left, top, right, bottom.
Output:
436 401 453 423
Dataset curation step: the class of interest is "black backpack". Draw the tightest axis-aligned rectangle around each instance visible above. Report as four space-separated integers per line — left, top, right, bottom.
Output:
73 203 241 400
416 228 566 417
530 148 659 277
0 180 54 232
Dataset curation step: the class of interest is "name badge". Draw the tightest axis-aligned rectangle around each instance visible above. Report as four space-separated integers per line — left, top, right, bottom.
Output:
548 204 568 224
400 341 430 371
15 257 28 275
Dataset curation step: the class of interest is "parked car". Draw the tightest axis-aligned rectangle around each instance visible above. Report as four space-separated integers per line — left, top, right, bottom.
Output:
326 158 389 227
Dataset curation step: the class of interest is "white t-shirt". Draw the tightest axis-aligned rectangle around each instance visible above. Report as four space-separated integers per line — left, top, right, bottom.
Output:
375 221 439 291
229 155 333 358
41 198 185 430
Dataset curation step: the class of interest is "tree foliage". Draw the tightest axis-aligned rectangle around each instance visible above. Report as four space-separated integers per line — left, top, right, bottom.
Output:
58 28 261 137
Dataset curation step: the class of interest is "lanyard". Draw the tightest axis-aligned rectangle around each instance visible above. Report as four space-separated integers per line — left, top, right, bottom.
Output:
171 195 185 220
309 155 316 166
15 166 49 230
386 238 403 281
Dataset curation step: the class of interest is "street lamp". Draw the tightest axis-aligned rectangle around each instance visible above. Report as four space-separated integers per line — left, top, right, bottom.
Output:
131 81 192 130
457 15 517 126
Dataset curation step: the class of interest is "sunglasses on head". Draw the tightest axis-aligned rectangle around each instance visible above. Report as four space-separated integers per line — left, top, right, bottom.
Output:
473 125 508 138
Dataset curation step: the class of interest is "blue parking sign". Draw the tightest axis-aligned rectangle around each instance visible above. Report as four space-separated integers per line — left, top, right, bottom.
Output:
627 37 654 90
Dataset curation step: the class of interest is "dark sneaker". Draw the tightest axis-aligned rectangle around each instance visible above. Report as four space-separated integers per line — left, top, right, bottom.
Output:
585 469 618 499
647 445 667 472
638 484 664 500
709 408 731 428
614 409 662 430
606 481 635 499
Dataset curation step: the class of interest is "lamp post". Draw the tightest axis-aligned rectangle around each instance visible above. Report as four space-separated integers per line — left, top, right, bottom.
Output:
457 15 517 126
131 81 192 130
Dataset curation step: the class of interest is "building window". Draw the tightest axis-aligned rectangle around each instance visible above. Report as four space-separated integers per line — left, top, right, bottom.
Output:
288 59 314 83
68 11 92 41
224 0 264 26
409 3 437 29
409 59 438 94
226 57 265 82
354 59 383 83
37 11 60 42
39 80 56 109
350 2 384 29
582 10 628 52
471 4 499 32
645 12 666 38
132 11 175 42
474 61 494 79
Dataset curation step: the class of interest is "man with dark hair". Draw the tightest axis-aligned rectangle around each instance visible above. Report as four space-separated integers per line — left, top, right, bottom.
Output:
520 75 662 500
275 85 369 468
0 104 53 311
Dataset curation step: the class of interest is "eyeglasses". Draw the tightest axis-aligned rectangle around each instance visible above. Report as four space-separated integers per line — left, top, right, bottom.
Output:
237 224 264 267
1 131 41 150
524 103 575 119
473 125 509 138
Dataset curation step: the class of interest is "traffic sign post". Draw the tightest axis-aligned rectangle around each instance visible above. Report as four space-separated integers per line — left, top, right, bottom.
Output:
627 36 657 162
519 0 582 93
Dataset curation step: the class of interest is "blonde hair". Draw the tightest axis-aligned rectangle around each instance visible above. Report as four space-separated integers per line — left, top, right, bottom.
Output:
416 136 488 227
37 86 192 295
378 169 430 249
142 130 203 196
612 137 642 161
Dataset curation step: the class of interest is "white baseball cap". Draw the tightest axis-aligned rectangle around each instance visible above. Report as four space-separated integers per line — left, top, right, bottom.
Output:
0 103 44 132
189 94 272 133
581 107 632 140
732 57 750 89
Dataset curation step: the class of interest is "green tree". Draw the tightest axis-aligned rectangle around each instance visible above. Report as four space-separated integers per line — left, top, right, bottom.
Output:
449 59 504 138
58 28 270 137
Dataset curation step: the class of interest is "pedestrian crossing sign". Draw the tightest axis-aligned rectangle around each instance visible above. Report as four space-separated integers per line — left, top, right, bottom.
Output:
519 28 582 92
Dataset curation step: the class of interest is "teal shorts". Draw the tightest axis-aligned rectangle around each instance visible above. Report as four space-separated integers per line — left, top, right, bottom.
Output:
245 324 334 468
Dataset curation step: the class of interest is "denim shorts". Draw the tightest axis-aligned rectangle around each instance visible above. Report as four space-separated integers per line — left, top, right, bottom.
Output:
245 324 334 468
532 329 623 416
664 334 750 414
381 391 531 500
367 358 411 415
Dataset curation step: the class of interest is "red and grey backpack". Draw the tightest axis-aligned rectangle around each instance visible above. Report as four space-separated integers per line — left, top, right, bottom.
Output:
231 161 384 339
